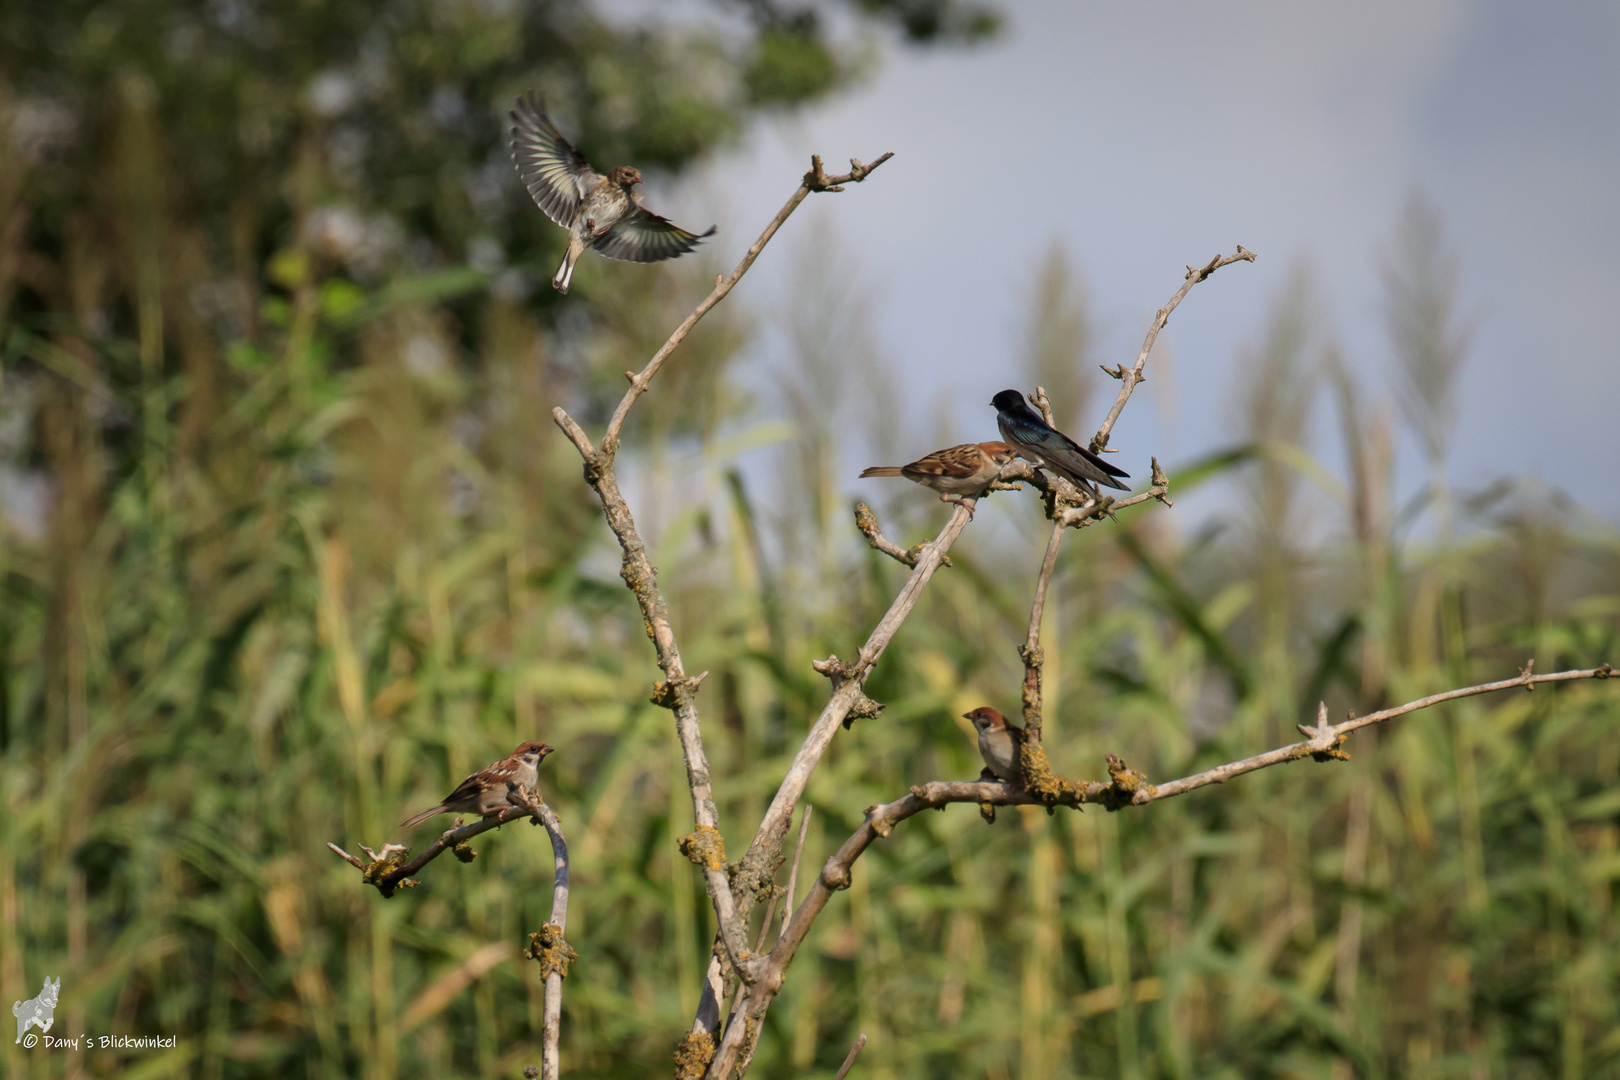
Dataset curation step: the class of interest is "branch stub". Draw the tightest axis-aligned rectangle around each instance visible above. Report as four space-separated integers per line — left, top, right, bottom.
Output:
652 672 708 711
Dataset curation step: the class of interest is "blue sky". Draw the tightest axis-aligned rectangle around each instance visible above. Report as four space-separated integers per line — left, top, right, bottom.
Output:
648 0 1620 526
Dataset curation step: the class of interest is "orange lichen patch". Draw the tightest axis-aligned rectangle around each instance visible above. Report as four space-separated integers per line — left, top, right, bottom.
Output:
678 824 727 871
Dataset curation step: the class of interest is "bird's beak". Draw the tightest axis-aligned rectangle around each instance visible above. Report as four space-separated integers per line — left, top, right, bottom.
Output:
962 712 973 721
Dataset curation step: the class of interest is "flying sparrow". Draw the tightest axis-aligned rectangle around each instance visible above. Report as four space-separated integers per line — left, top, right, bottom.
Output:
858 441 1018 516
990 389 1129 496
509 93 716 294
400 741 556 829
963 706 1025 783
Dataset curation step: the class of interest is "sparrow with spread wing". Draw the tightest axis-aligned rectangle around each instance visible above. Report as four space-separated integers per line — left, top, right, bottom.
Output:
509 93 716 294
859 441 1017 517
990 389 1130 496
401 741 555 829
963 706 1025 783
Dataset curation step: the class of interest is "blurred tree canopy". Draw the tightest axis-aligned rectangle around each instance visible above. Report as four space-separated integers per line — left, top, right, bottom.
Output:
0 0 994 323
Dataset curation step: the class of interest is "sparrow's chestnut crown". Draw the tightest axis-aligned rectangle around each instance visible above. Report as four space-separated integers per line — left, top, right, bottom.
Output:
963 706 1008 731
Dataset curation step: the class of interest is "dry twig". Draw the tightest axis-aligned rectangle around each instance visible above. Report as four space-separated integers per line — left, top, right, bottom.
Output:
854 501 949 568
1092 246 1255 452
780 806 813 944
327 806 533 897
834 1033 869 1080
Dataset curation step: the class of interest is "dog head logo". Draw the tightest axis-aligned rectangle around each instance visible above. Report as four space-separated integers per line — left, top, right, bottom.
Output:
13 976 60 1044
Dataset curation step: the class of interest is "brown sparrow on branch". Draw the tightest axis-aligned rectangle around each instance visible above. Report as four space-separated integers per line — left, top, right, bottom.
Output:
509 94 716 294
400 741 555 829
859 442 1018 516
963 707 1025 783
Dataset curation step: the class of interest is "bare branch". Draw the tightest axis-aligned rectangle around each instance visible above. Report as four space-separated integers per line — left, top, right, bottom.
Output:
1020 519 1065 743
593 151 892 458
710 251 1202 1071
1091 246 1255 453
531 438 753 977
834 1033 869 1080
515 793 572 1080
1031 385 1056 426
854 501 951 568
749 502 971 859
780 806 813 944
553 408 595 459
549 154 895 1027
805 153 895 192
327 807 533 897
706 503 974 1079
330 792 574 1079
1144 663 1615 804
754 663 1616 1025
1017 470 1170 746
724 805 810 1050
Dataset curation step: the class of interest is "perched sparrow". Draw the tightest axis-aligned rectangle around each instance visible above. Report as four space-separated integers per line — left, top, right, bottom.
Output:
401 741 555 829
859 442 1018 516
509 94 716 294
963 706 1025 783
990 389 1129 496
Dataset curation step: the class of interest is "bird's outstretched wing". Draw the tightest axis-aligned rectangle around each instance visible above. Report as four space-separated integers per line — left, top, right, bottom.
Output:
593 206 716 264
510 94 599 227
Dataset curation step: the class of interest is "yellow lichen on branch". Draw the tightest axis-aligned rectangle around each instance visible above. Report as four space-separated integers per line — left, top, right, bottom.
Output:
526 924 579 981
678 824 727 871
673 1031 716 1080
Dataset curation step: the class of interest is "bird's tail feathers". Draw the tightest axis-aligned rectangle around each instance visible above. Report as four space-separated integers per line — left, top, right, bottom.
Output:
400 805 444 829
858 467 904 477
1087 447 1131 483
1098 470 1131 491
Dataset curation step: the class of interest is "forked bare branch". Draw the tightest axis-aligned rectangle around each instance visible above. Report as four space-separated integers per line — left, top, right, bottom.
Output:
327 806 534 897
1015 243 1242 753
595 152 892 458
707 499 978 1078
549 153 894 1016
1092 246 1255 452
704 249 1220 1078
758 664 1615 1001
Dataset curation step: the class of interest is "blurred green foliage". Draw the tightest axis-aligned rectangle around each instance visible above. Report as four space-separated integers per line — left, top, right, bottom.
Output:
3 3 1619 1080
